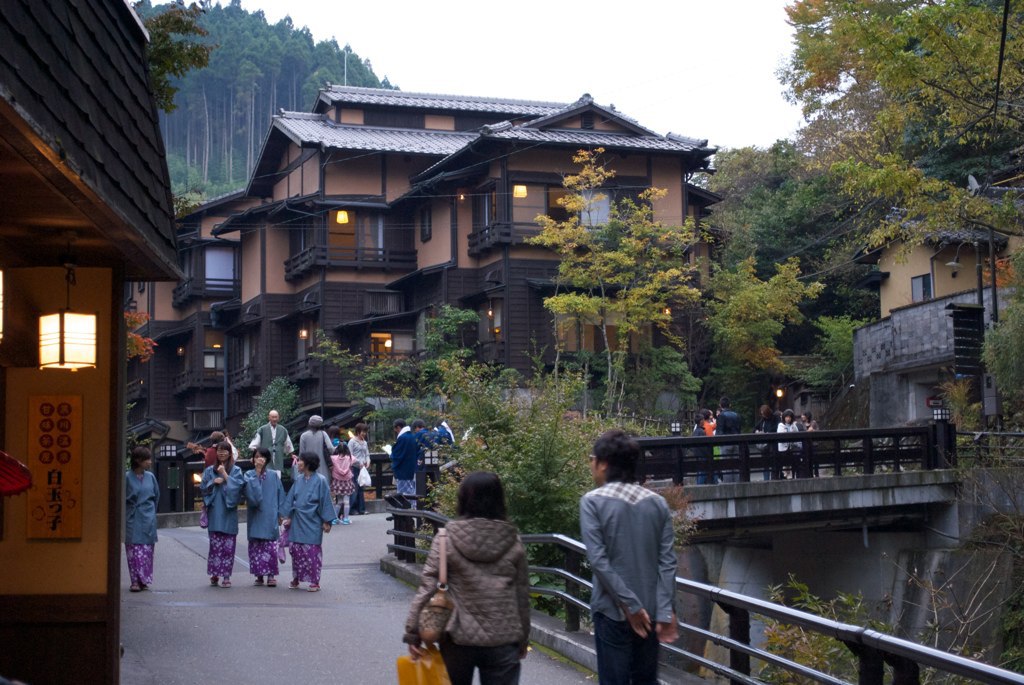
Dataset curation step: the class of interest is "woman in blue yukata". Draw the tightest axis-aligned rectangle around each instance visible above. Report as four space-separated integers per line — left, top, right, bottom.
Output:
200 440 244 588
281 451 335 592
243 447 286 587
125 445 160 592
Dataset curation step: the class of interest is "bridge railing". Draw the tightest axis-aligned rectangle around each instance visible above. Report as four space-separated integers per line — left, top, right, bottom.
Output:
636 423 956 484
386 508 1024 685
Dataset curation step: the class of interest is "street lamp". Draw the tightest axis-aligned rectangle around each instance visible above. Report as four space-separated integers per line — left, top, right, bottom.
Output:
670 421 681 436
932 406 951 422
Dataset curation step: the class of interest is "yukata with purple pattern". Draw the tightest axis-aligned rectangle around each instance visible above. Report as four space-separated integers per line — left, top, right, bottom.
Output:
281 466 335 589
200 459 244 585
243 463 285 584
125 468 159 589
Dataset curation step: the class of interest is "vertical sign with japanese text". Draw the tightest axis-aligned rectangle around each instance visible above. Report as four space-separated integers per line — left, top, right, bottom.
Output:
27 395 83 539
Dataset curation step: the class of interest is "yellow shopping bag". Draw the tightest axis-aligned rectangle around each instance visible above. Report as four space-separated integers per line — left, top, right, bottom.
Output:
396 645 452 685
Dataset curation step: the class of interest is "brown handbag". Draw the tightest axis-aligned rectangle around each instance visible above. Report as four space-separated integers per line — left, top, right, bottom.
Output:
418 527 455 643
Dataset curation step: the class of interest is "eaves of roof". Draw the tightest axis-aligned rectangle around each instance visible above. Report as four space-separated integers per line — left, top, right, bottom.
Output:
523 93 658 137
274 113 478 155
317 86 567 117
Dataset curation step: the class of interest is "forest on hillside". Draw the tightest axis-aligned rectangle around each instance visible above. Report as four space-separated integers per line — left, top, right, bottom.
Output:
137 0 392 197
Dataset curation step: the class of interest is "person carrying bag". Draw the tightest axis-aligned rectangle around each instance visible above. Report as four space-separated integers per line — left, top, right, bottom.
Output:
403 472 530 685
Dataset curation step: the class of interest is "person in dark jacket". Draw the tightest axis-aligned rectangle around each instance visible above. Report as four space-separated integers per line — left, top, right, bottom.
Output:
391 419 419 500
404 472 530 685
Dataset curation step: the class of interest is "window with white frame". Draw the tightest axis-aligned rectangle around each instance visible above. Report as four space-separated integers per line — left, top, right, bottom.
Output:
911 274 932 302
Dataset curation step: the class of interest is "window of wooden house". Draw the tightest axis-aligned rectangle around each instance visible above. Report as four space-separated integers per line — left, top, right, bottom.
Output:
204 330 225 372
479 300 503 341
205 246 235 284
911 274 932 302
581 189 611 227
357 213 384 255
547 187 570 223
473 187 497 229
296 322 313 359
189 408 222 432
511 183 546 224
419 206 432 243
158 444 177 459
290 221 314 254
370 332 393 359
329 211 357 253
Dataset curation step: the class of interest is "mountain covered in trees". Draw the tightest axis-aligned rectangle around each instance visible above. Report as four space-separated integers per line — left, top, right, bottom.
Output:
138 1 393 197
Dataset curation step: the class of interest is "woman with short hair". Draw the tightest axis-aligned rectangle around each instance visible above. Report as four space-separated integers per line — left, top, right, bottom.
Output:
125 446 159 592
281 452 335 592
200 440 244 587
404 471 531 685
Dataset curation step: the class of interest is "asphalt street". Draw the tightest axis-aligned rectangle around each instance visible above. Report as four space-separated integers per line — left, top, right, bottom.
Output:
120 513 596 684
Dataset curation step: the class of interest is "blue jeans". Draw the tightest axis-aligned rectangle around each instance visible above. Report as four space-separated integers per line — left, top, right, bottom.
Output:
593 611 660 685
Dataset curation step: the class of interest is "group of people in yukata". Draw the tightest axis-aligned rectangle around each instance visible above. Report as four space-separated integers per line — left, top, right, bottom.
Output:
123 412 373 594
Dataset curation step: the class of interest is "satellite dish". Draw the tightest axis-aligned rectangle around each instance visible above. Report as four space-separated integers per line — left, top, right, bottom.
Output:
967 175 981 195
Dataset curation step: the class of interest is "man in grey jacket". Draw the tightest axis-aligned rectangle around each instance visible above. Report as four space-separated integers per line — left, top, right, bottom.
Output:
580 429 678 684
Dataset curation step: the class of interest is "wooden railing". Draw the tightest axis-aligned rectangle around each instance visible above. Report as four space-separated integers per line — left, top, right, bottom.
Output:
467 222 542 255
635 424 955 484
386 510 1023 685
172 276 239 307
284 245 417 280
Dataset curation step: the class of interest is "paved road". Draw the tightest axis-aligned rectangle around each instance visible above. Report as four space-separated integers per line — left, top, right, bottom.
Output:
120 513 595 684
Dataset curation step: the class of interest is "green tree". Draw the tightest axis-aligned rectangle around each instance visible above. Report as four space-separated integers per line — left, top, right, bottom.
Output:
984 251 1024 418
313 305 479 424
529 149 702 416
799 315 868 392
782 0 1022 248
705 257 823 412
137 1 213 114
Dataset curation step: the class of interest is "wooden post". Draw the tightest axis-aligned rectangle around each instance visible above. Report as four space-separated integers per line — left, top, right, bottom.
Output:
565 549 581 632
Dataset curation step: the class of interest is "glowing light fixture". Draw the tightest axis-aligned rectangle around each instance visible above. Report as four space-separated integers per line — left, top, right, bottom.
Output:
513 184 528 199
663 307 672 316
335 210 350 224
176 346 186 356
39 262 96 370
298 328 309 340
774 388 784 399
384 338 392 349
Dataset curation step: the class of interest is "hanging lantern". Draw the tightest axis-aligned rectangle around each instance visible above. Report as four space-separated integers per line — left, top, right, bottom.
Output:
39 264 96 370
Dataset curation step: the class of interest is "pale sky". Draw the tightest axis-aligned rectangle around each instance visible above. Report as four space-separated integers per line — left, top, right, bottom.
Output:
243 0 806 150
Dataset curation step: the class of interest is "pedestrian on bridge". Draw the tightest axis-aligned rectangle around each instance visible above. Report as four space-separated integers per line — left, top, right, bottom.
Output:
244 447 286 587
200 441 244 588
404 471 531 685
281 452 335 592
125 446 159 592
581 429 678 685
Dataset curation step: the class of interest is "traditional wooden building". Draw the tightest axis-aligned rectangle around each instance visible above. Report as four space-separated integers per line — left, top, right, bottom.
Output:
132 86 717 446
0 2 179 682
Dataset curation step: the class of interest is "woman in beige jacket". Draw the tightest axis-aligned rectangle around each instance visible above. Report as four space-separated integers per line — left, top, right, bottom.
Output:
404 471 531 685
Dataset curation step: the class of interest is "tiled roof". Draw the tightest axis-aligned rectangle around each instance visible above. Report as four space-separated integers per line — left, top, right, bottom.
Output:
482 126 712 153
275 113 476 155
318 85 568 116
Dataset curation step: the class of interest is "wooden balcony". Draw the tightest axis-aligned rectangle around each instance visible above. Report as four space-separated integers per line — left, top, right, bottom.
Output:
467 222 541 256
284 244 417 281
174 368 224 395
285 356 320 381
227 364 259 390
172 277 239 308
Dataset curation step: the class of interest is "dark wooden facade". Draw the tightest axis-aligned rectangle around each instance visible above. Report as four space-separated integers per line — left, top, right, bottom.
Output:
134 86 718 444
0 2 179 683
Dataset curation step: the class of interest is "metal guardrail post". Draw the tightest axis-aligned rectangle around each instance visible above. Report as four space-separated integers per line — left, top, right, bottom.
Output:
719 604 751 684
564 548 581 632
850 644 885 685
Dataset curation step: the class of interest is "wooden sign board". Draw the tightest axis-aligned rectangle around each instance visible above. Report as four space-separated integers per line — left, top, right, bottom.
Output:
27 395 83 539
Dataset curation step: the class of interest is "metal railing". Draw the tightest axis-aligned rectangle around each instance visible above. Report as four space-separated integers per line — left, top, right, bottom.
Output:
386 509 1024 685
956 431 1024 466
